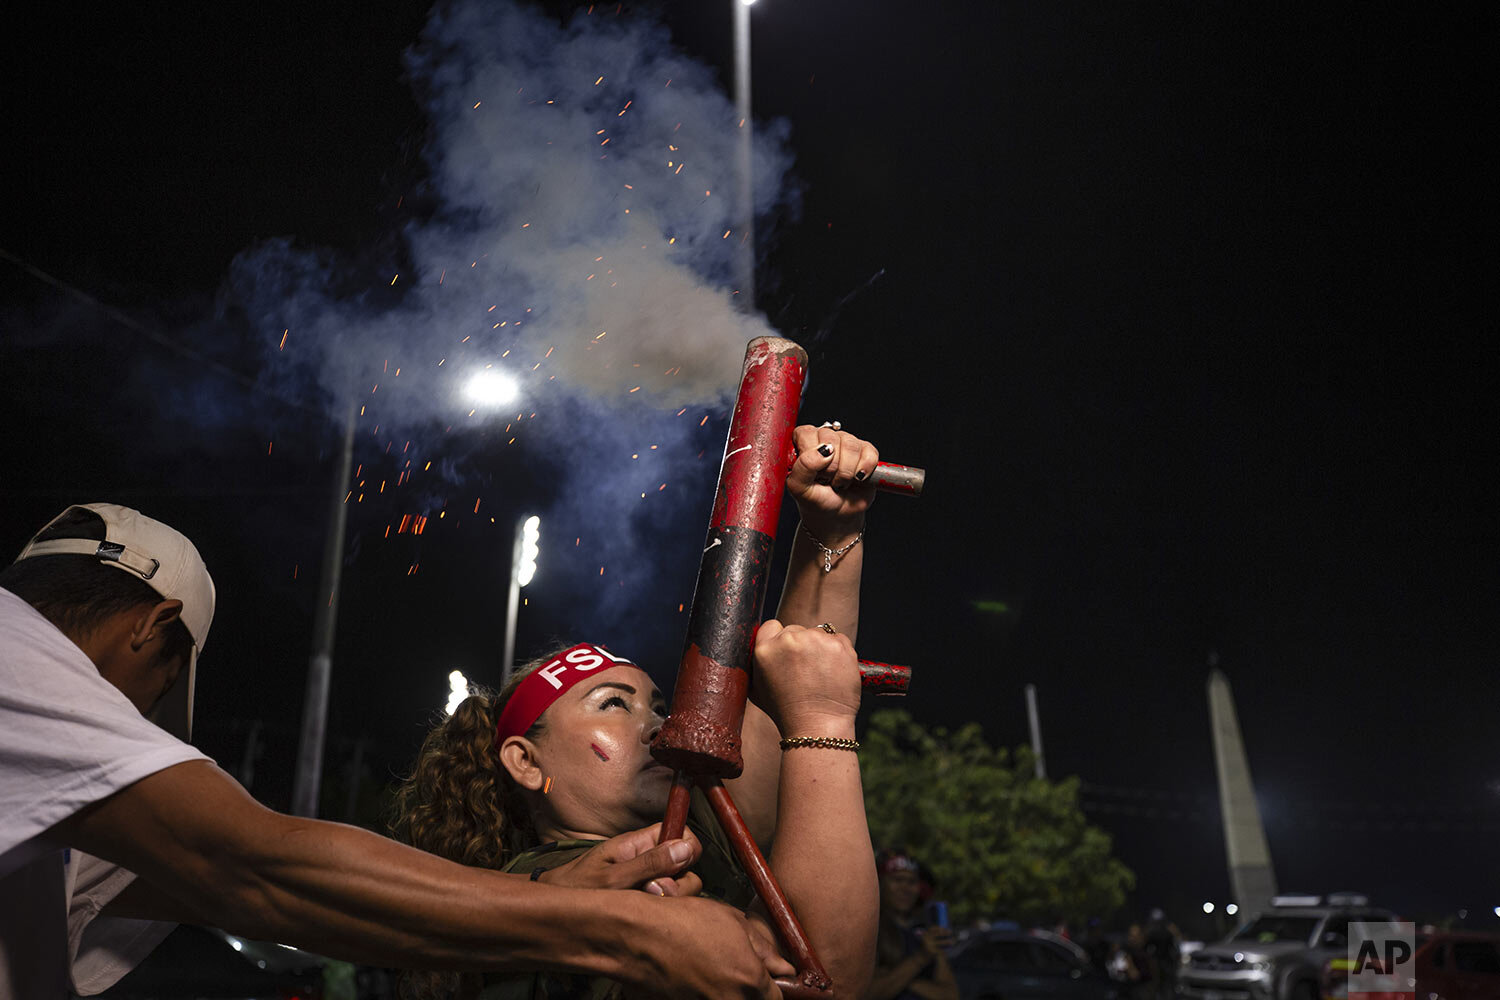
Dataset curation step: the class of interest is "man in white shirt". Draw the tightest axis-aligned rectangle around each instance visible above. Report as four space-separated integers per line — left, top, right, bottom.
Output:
0 504 787 1000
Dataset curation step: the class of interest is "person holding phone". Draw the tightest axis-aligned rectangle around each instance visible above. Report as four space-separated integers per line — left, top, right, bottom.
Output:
868 848 959 1000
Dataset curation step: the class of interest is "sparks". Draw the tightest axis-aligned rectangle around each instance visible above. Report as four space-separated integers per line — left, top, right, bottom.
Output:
594 75 604 85
473 101 482 109
278 330 288 350
700 415 709 426
390 274 399 285
474 498 482 514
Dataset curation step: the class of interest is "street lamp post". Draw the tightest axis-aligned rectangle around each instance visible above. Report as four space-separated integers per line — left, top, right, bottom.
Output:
501 515 540 684
733 0 756 306
291 400 357 819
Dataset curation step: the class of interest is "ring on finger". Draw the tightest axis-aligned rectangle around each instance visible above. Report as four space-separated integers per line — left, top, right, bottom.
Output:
818 420 842 431
815 622 838 634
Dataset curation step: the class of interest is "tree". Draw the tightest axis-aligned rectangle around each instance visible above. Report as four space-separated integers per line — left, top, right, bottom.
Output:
860 709 1134 927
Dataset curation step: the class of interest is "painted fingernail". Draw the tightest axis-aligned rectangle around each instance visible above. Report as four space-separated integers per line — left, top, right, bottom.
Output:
667 839 693 864
646 880 665 896
817 443 834 457
854 470 867 481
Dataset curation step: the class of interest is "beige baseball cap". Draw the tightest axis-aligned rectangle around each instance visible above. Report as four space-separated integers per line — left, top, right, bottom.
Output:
15 503 215 740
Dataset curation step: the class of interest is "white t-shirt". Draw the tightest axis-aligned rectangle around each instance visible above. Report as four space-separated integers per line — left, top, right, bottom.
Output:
0 586 208 998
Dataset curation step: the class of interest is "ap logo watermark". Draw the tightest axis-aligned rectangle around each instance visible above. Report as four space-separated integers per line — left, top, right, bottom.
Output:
1348 921 1415 1000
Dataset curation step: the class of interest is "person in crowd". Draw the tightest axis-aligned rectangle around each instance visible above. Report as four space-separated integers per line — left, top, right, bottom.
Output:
867 849 959 1000
389 423 885 999
0 504 789 1000
1126 924 1155 1000
1146 909 1181 1000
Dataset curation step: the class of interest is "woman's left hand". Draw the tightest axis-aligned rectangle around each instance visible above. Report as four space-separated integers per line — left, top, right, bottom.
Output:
750 619 862 735
786 424 880 540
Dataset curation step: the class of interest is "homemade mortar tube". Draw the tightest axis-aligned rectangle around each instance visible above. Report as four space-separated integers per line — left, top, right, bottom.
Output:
652 336 809 780
859 659 911 695
871 461 924 496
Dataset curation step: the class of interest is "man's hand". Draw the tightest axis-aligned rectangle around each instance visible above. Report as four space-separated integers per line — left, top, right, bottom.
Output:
622 896 792 999
749 619 862 736
539 823 704 897
787 424 880 542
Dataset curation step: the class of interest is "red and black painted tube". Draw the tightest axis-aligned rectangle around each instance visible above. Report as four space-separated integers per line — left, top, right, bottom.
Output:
859 659 911 695
871 461 924 497
651 336 809 781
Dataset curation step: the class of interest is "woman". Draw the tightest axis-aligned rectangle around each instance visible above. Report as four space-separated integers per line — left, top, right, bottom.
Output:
868 849 959 1000
391 425 884 1000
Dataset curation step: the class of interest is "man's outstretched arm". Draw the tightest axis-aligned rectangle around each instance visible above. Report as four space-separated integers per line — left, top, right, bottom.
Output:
54 759 784 999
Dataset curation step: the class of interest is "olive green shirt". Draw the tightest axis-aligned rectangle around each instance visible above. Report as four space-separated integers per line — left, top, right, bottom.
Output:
477 790 754 1000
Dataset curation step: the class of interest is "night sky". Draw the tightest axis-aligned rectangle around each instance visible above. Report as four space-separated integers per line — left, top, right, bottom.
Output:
3 1 1496 929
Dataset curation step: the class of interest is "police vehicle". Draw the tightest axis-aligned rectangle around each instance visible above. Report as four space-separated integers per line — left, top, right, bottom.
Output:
1176 894 1397 1000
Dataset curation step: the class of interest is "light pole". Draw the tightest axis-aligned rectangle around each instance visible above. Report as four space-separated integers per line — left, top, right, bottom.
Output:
1025 683 1046 779
733 0 756 307
502 515 540 684
291 400 357 818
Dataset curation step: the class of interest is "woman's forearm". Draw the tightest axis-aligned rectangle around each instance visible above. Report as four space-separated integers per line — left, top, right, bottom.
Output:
740 516 866 846
775 518 864 642
765 716 878 997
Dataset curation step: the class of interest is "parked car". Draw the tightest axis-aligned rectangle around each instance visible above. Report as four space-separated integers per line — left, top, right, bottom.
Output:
950 925 1121 1000
1176 894 1398 1000
95 924 324 999
1415 932 1500 1000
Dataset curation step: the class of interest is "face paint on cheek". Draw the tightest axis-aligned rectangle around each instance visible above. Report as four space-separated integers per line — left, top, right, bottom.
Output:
590 742 610 762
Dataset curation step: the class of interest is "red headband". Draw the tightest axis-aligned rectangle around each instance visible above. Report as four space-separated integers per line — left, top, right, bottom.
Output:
496 643 638 743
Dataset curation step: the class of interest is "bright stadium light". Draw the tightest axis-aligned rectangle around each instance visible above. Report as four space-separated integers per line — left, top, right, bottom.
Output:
1203 902 1215 914
466 369 519 407
518 515 541 586
1226 903 1239 916
445 669 470 715
503 516 541 682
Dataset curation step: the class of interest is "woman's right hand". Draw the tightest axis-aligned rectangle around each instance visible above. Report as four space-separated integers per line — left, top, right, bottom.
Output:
750 619 862 737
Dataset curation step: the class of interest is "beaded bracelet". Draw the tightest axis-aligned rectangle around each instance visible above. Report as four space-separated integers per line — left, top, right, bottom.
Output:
779 736 860 751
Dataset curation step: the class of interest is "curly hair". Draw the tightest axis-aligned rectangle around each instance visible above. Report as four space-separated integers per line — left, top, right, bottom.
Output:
387 649 568 1000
